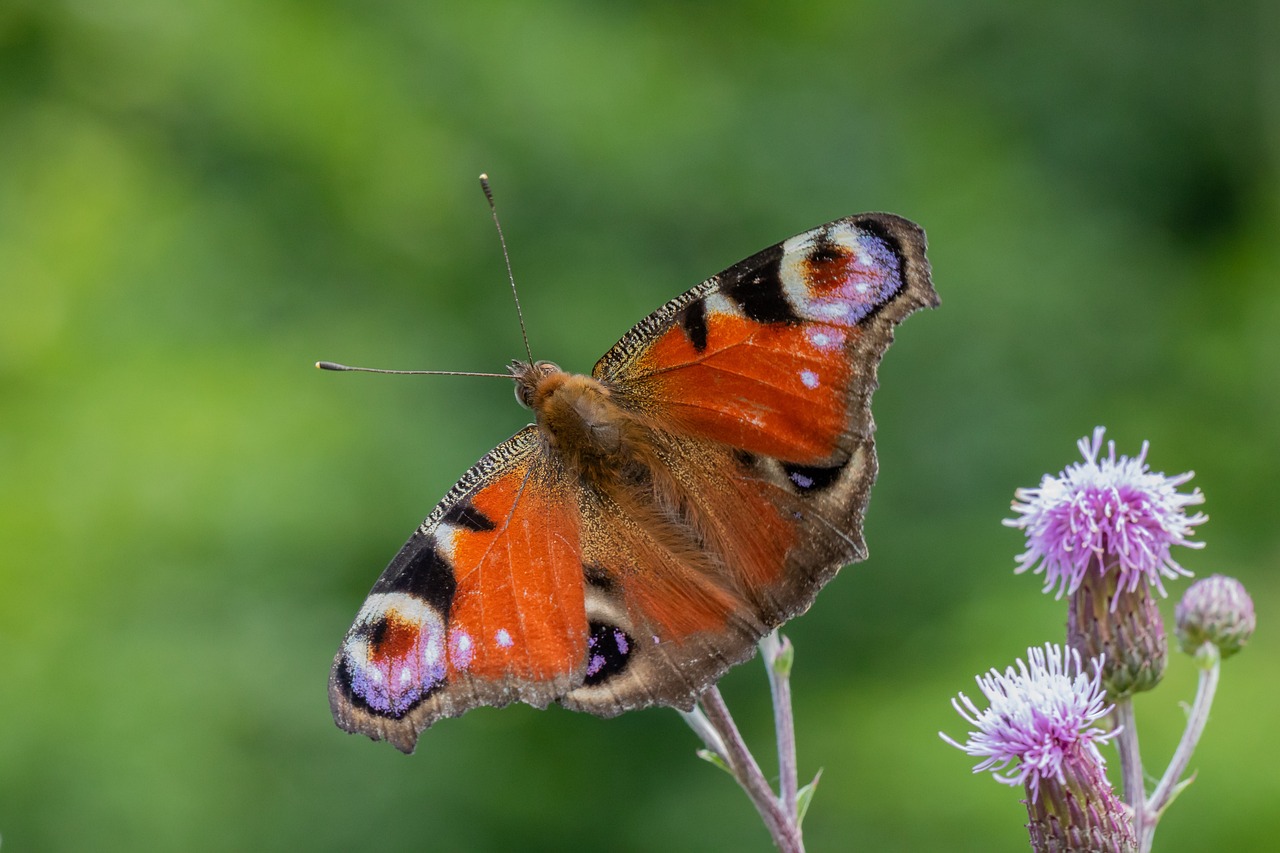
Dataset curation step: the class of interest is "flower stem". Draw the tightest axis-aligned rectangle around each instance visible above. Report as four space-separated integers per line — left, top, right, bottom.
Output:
762 631 799 822
697 687 804 853
678 703 728 759
679 632 806 853
1141 644 1220 851
1113 698 1146 826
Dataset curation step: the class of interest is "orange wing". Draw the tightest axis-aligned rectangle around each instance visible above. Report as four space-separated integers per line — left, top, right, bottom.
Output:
329 428 587 753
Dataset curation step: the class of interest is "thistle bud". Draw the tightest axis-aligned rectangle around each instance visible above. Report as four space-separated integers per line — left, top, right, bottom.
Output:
1176 574 1255 660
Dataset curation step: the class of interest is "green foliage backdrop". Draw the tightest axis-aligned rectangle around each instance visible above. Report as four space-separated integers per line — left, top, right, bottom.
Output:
2 1 1276 850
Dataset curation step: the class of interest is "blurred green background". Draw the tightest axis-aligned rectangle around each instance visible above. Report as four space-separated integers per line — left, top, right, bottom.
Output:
2 1 1277 850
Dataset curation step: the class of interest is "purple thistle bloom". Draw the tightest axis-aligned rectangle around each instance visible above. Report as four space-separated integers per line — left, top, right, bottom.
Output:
941 644 1116 801
1006 427 1206 602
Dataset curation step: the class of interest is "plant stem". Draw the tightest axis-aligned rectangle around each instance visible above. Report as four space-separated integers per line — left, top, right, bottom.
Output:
679 704 728 759
679 633 807 853
698 687 804 853
1141 645 1220 852
762 632 799 821
1113 698 1146 830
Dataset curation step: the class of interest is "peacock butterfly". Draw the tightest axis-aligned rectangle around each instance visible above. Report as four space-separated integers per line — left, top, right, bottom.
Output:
327 209 937 753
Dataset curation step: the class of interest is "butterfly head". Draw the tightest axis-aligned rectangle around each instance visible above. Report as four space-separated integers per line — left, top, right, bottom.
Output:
509 359 564 410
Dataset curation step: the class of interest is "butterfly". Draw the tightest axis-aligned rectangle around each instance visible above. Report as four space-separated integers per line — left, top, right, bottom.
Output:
329 213 937 753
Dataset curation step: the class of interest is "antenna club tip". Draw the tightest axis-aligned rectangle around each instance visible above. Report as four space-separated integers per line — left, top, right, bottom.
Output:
479 172 489 181
316 361 345 371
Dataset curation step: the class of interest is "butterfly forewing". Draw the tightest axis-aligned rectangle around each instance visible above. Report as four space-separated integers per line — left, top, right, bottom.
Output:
330 427 589 752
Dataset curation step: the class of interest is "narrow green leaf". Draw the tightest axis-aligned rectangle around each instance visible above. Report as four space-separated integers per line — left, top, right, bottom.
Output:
1154 771 1198 819
795 769 823 826
696 748 733 776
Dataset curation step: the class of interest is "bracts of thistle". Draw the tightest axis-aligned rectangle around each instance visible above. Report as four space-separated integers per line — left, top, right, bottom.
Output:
1066 562 1166 699
942 645 1137 853
1005 427 1206 699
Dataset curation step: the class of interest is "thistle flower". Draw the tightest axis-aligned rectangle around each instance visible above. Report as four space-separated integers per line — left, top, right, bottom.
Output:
1007 427 1206 696
1176 574 1256 660
942 645 1135 852
942 644 1116 799
1006 427 1206 601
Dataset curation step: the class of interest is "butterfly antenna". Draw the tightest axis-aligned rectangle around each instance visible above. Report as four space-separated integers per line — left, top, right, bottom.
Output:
315 362 510 378
480 173 535 367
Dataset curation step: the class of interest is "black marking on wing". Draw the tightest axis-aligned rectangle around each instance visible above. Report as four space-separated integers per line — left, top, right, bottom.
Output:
443 501 496 532
781 459 848 493
583 621 635 686
806 235 848 266
721 247 799 324
334 656 360 703
677 298 709 352
583 563 618 593
366 617 389 647
372 533 458 618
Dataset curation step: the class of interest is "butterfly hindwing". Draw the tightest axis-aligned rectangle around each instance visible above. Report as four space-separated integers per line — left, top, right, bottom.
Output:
558 437 797 717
